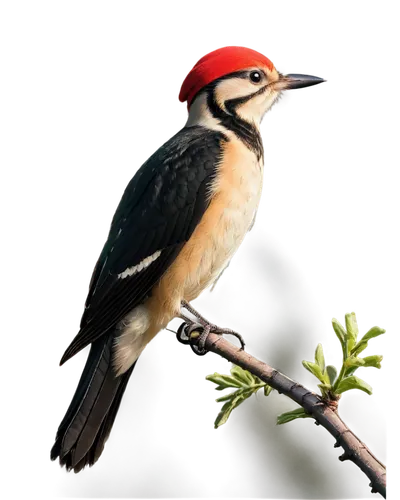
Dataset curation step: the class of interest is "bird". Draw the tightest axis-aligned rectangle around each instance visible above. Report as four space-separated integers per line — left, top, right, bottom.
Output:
51 46 324 472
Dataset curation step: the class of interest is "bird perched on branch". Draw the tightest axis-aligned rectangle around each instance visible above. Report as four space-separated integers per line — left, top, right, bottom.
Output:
51 46 324 472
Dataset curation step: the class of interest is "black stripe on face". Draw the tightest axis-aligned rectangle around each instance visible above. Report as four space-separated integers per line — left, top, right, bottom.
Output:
205 78 264 161
224 85 268 115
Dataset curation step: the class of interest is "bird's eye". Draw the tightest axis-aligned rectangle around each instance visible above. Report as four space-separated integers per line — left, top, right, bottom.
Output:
249 71 262 83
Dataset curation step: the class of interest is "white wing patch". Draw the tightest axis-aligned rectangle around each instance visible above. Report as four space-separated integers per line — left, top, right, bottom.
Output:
117 250 162 279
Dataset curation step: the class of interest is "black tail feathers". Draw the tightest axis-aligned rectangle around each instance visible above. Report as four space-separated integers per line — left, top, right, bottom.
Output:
51 334 135 473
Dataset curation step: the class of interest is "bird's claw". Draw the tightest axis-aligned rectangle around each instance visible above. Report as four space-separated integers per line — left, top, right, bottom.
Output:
176 321 208 355
177 319 246 356
209 325 246 350
179 322 209 356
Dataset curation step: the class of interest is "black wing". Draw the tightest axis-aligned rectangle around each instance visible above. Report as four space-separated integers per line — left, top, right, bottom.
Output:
60 126 226 364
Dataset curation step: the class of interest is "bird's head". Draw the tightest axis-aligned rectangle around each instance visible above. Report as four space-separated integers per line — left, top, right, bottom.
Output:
180 46 324 128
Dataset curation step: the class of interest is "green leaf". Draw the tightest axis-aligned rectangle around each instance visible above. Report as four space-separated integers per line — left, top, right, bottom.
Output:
344 356 365 368
362 355 383 369
214 405 233 429
279 406 304 417
360 326 386 343
326 365 337 385
335 376 373 395
315 343 325 371
343 357 365 377
344 365 361 377
214 391 249 428
350 340 368 357
206 373 242 389
302 360 327 383
347 338 356 354
264 385 273 396
345 312 359 351
215 393 236 403
277 407 312 425
213 385 268 427
343 310 361 342
330 316 347 359
230 365 255 385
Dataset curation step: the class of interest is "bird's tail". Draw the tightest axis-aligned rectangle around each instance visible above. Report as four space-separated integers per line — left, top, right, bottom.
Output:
51 333 135 473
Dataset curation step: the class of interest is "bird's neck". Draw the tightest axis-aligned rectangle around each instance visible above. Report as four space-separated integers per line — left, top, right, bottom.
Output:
185 92 264 161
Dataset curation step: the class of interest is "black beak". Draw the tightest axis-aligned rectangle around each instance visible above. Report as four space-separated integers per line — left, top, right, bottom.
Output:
281 74 325 90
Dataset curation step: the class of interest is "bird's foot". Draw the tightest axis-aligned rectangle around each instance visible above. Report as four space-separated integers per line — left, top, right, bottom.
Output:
201 323 246 350
181 320 246 356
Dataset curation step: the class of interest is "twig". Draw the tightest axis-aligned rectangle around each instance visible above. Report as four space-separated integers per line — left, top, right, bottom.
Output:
186 331 386 498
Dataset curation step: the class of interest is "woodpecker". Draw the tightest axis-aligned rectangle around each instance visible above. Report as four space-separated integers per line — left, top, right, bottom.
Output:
51 46 324 472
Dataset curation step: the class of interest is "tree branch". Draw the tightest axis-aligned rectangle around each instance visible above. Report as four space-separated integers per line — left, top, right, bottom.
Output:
184 330 386 498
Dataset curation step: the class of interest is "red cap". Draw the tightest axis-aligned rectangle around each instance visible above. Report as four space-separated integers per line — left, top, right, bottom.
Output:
179 46 274 108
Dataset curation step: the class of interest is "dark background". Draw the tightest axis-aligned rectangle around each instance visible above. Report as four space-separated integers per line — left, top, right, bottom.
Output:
46 30 393 499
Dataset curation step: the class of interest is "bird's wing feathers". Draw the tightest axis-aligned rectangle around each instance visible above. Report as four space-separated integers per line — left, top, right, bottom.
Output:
60 126 226 365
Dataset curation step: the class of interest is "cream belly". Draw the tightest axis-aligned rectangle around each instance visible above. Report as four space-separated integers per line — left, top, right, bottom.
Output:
150 138 263 321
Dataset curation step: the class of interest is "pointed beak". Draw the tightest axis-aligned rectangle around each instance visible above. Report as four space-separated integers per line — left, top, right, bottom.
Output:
280 73 326 90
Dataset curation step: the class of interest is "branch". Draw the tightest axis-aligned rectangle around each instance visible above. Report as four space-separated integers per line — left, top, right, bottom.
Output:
182 330 386 498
